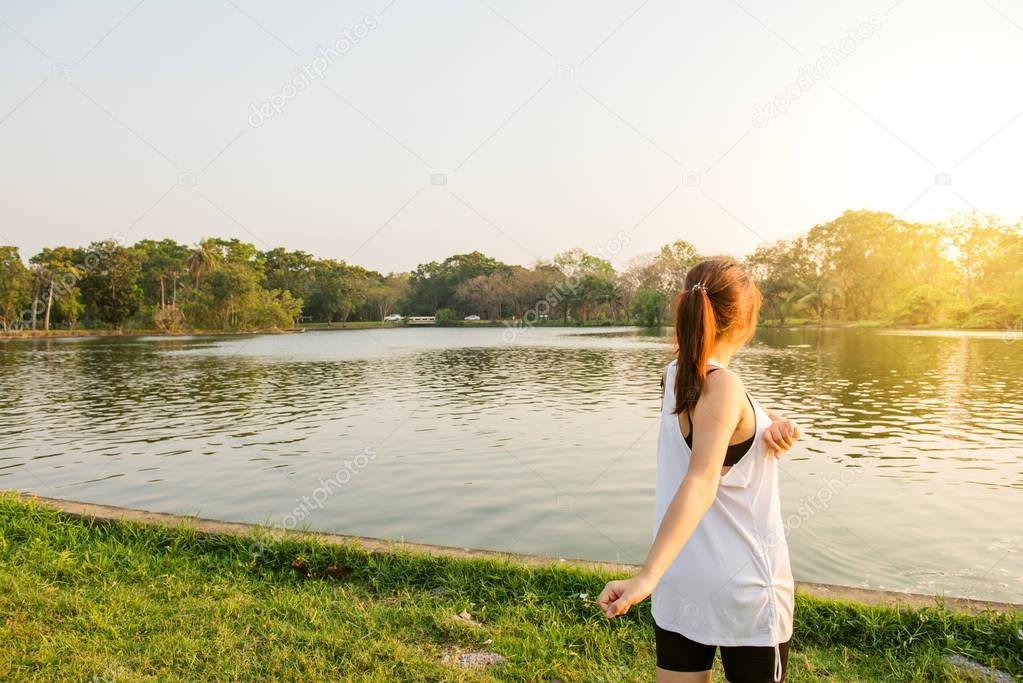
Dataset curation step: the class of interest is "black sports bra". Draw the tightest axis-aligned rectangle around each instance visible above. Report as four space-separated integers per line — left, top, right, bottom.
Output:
678 367 757 467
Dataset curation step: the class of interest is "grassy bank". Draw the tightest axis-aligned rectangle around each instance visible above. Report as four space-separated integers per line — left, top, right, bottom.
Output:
0 497 1019 682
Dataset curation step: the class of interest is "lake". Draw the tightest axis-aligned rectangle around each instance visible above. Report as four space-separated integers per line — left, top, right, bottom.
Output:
2 326 1020 603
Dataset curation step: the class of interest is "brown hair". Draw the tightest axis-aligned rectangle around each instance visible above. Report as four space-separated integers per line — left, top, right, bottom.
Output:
672 257 761 415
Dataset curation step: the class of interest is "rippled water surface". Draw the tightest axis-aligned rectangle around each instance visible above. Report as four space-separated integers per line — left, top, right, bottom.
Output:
2 326 1020 602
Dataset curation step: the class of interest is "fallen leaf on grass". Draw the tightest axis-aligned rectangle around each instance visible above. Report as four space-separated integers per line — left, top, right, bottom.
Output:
453 610 482 627
321 565 352 580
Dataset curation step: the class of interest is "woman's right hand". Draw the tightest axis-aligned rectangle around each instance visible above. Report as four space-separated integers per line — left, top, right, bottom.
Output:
597 573 657 618
763 417 801 459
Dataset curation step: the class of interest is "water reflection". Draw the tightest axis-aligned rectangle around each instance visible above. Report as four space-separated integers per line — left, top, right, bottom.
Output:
1 327 1020 602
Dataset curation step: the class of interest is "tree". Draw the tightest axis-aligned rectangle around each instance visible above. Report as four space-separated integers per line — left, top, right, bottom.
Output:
337 265 371 323
435 307 461 326
180 238 302 331
745 241 801 324
262 248 317 304
553 249 615 321
409 251 504 314
136 239 189 309
504 263 568 322
187 238 223 289
893 284 945 325
577 273 618 321
653 239 700 298
30 247 83 331
632 288 665 327
366 273 410 320
78 241 143 328
204 260 260 330
793 272 837 324
456 270 514 320
306 260 370 323
802 210 953 321
619 254 662 323
251 289 303 328
0 247 31 332
950 212 1023 313
785 236 837 324
204 239 267 330
1 205 1019 335
27 264 44 330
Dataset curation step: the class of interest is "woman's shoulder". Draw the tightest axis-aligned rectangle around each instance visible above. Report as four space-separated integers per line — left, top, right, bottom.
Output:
703 364 746 400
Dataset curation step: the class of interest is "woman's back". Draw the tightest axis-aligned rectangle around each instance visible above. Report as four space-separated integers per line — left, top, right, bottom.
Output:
652 359 794 648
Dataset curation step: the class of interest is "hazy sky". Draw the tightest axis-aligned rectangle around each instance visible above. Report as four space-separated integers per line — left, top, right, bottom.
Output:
2 0 1022 273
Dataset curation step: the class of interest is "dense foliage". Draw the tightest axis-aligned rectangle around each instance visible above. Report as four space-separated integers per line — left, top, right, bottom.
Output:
1 210 1021 333
746 210 1023 328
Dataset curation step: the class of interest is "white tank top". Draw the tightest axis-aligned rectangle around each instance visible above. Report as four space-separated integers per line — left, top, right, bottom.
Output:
652 360 794 660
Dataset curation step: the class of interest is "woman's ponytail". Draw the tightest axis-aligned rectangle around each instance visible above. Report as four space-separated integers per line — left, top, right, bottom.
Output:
674 285 716 415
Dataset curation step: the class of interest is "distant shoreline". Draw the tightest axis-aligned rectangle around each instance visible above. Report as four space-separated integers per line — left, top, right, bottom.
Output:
0 327 305 341
2 319 1017 340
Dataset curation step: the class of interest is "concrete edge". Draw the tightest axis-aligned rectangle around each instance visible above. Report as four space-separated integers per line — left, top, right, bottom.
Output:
9 492 1020 616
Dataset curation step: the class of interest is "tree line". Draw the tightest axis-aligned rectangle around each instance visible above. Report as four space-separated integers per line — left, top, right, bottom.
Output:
0 209 1020 333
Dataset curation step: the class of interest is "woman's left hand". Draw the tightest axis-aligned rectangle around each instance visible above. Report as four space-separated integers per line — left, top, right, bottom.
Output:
763 418 800 459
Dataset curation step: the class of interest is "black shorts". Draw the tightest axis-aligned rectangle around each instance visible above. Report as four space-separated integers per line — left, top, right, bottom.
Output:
655 623 789 682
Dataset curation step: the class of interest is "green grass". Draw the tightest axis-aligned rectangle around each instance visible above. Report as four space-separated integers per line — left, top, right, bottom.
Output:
1 496 1019 682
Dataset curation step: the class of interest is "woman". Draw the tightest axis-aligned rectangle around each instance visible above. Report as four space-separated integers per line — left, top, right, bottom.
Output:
598 258 798 682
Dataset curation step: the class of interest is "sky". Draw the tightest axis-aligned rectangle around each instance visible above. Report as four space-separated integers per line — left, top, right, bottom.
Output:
1 0 1022 274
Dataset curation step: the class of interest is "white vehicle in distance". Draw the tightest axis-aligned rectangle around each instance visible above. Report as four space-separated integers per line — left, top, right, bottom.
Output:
383 314 403 322
464 314 481 321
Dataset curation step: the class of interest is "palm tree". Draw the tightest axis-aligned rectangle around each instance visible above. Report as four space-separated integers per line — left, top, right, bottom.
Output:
794 274 839 324
187 239 222 289
593 278 620 321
